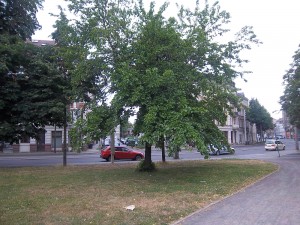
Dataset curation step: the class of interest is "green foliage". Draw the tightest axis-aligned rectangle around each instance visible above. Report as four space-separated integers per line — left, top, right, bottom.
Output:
59 0 260 159
69 104 117 152
247 98 274 137
280 45 300 128
112 1 258 155
0 0 70 143
0 0 43 40
0 35 68 143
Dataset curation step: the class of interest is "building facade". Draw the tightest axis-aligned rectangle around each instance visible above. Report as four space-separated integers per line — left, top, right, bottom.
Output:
218 93 257 145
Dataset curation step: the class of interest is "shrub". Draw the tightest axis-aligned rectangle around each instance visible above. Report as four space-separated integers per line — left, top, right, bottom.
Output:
136 159 156 172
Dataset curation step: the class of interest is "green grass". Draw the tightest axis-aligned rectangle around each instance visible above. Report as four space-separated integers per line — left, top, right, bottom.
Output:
0 160 277 225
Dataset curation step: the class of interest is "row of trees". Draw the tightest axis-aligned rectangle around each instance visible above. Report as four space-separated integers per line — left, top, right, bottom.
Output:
280 45 300 149
1 0 265 169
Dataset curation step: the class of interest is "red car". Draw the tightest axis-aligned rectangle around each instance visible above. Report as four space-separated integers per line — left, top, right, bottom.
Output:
100 146 144 161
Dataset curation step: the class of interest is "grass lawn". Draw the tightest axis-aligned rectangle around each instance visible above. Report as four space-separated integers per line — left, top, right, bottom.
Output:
0 160 277 225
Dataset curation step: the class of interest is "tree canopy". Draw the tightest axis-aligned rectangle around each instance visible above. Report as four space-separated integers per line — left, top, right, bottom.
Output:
0 0 69 143
247 98 273 139
0 39 68 143
280 45 300 128
0 0 43 40
58 0 260 167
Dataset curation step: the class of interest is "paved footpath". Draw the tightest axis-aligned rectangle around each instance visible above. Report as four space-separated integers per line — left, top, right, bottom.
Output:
173 152 300 225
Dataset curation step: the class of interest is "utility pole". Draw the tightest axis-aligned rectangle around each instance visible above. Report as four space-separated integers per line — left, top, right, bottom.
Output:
63 104 67 166
54 124 57 153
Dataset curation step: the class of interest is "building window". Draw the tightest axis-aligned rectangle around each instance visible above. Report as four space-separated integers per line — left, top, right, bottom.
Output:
52 131 62 148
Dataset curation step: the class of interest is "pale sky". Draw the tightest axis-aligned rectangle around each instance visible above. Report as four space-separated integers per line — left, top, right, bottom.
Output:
32 0 300 119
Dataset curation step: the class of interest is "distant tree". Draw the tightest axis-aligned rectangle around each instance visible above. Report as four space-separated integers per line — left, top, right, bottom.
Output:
280 45 300 127
280 44 300 149
247 98 273 141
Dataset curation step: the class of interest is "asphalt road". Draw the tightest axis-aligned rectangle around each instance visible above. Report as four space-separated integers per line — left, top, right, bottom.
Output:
0 139 297 167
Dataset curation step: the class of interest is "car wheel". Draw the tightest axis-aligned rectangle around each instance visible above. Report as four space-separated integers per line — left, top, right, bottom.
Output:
231 149 235 154
216 150 220 156
135 155 142 161
283 146 285 150
107 155 111 162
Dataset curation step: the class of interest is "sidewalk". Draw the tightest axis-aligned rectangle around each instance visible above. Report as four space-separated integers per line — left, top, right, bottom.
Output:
172 152 300 225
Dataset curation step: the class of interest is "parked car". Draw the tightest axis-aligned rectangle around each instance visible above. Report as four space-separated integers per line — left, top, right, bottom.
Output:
100 146 144 161
102 138 121 149
208 145 235 155
125 137 138 147
265 139 285 151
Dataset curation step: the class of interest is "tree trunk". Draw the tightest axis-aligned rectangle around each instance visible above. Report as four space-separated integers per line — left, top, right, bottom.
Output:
295 127 299 150
160 136 166 162
110 132 115 163
144 142 152 167
173 146 180 159
161 143 166 162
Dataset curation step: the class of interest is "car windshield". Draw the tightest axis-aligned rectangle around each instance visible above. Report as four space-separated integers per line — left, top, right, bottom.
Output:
266 140 275 144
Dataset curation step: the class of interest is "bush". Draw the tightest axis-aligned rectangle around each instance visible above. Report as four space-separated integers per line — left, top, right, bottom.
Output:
136 159 156 172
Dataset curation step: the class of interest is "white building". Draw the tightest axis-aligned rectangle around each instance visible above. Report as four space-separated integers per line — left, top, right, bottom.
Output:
218 93 257 145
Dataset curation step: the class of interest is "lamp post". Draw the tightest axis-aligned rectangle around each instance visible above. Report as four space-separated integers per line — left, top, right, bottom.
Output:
58 58 68 166
244 108 247 144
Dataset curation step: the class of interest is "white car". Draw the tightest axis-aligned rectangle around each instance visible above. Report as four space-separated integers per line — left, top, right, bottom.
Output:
265 139 285 151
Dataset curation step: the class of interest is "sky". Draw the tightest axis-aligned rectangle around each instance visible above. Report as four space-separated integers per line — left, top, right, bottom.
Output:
32 0 300 119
